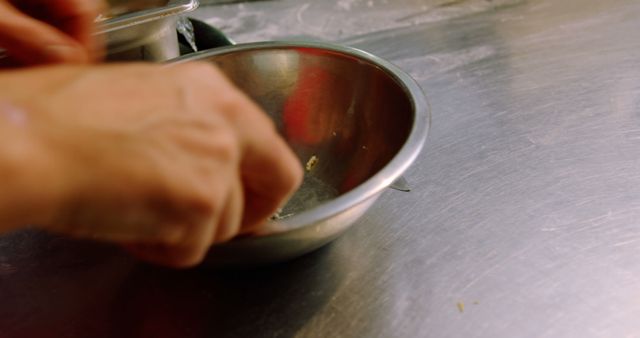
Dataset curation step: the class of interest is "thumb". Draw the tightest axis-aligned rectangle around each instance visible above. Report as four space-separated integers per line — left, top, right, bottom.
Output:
0 3 89 66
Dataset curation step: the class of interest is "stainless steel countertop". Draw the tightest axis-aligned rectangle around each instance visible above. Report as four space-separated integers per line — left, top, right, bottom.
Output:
2 0 640 337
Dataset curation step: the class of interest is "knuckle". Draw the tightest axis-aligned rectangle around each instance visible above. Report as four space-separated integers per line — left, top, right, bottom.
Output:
186 186 225 220
184 180 233 225
209 127 240 163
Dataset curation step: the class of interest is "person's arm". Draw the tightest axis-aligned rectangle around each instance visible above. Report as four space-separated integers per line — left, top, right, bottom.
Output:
0 63 303 267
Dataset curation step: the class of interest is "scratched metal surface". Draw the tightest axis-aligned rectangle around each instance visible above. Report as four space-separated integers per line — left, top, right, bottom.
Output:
2 0 640 337
191 1 640 336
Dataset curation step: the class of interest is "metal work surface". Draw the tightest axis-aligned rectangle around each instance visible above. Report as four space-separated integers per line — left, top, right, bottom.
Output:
2 0 640 337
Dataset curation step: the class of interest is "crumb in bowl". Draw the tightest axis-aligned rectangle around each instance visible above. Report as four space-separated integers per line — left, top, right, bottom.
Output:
306 155 319 172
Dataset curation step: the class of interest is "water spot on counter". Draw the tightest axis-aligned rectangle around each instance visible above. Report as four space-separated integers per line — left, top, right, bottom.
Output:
395 45 497 81
296 3 311 25
336 0 357 11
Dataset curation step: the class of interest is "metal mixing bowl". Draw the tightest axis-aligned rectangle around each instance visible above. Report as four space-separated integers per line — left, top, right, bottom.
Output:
174 42 430 266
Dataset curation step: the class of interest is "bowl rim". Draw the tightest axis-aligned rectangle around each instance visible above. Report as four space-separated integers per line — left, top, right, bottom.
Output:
173 41 431 234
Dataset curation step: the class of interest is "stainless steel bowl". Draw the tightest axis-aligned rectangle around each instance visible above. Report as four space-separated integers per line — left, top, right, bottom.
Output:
174 42 430 266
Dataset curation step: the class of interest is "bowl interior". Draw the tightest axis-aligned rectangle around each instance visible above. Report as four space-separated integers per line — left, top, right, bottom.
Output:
203 46 416 219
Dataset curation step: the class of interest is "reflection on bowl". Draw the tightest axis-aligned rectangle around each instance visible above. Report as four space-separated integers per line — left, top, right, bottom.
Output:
174 42 430 266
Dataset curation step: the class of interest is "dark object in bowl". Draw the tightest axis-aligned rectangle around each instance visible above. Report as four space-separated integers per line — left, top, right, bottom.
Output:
174 42 430 267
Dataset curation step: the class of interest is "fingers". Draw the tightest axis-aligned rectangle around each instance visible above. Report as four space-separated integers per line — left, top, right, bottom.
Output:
214 176 244 243
241 132 303 229
212 86 303 229
123 183 245 268
118 65 301 267
0 2 90 65
43 0 106 61
169 62 303 229
123 180 245 268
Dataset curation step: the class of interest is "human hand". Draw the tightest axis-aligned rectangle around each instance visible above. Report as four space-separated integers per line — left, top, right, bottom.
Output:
0 62 303 267
0 0 105 66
